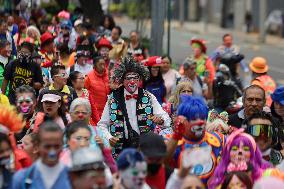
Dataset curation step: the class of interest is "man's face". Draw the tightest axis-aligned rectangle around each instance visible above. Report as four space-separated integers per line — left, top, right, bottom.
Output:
71 169 106 189
111 28 120 41
39 131 63 167
130 32 138 43
248 118 273 152
243 88 265 118
223 35 233 47
183 118 206 141
0 22 7 34
120 161 147 189
123 72 140 94
185 64 196 78
16 92 35 117
7 16 14 27
53 69 68 87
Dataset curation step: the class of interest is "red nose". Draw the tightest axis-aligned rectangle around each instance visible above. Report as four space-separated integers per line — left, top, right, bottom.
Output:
130 81 136 85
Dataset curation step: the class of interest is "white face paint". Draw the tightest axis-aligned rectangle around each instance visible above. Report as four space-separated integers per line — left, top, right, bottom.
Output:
123 72 140 94
120 161 147 189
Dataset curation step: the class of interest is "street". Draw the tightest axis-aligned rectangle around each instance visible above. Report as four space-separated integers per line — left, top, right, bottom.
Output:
115 17 284 85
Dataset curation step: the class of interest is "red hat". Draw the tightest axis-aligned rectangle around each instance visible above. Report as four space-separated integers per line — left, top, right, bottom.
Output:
40 32 54 46
143 56 163 67
190 39 207 53
96 37 112 50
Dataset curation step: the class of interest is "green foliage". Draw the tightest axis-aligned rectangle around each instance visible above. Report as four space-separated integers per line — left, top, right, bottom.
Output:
121 0 150 19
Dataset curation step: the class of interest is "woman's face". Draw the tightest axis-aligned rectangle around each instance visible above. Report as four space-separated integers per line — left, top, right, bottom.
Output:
230 141 251 165
274 102 284 118
71 105 90 123
72 73 85 90
151 66 160 77
68 128 91 151
130 32 138 43
42 101 61 118
180 86 193 96
22 135 34 157
227 175 247 189
161 57 171 73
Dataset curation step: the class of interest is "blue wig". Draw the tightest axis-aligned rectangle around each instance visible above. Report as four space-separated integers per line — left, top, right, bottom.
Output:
177 95 208 121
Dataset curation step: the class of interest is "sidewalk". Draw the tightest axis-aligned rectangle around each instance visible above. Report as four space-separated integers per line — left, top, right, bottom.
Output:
175 21 284 49
115 16 284 49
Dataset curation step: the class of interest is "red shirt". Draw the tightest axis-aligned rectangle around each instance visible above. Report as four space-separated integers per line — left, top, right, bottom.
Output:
146 166 166 189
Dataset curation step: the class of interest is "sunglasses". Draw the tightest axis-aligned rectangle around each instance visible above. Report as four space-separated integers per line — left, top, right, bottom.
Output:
247 124 273 137
54 73 68 78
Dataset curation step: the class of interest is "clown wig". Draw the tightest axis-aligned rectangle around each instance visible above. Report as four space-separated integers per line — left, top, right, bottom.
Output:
208 130 272 189
177 95 208 121
0 104 25 133
112 56 150 85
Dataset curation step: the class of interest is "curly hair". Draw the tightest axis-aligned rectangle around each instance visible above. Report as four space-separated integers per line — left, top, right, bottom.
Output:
112 56 150 84
0 105 25 133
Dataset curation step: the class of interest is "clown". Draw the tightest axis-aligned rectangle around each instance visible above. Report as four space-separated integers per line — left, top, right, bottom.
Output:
208 129 272 188
15 85 37 142
206 109 237 135
166 95 225 185
116 148 150 189
97 56 171 158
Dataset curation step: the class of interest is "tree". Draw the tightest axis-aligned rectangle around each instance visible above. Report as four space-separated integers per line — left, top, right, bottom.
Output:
78 0 104 27
55 0 69 10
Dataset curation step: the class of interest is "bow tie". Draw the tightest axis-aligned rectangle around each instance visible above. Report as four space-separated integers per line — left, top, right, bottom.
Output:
126 94 138 100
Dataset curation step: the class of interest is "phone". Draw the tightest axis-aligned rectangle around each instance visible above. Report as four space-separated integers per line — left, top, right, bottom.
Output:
182 146 212 169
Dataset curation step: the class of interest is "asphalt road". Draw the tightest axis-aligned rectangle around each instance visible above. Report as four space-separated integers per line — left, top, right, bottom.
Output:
116 17 284 86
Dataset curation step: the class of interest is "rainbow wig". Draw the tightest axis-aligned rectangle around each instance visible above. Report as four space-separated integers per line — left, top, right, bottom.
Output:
208 129 272 189
177 95 208 121
0 104 25 133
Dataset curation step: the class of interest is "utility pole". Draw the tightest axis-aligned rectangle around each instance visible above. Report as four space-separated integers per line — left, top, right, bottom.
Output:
150 0 165 56
200 0 208 32
179 0 184 26
167 0 171 56
259 0 267 43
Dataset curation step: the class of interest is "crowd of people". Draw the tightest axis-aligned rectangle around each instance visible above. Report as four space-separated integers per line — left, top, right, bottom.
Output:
0 3 284 189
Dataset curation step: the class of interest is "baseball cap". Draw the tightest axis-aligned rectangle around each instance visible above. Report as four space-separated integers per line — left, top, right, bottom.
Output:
271 86 284 105
70 147 105 172
41 94 61 103
74 19 83 27
139 131 166 158
183 57 196 70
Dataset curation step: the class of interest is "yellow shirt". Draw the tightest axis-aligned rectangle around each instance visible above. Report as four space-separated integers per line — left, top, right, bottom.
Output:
0 94 10 106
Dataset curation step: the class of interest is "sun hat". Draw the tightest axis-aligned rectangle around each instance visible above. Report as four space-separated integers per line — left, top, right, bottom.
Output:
249 57 268 73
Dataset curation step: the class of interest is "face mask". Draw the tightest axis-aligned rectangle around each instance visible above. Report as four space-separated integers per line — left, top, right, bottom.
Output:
147 163 162 175
18 52 31 63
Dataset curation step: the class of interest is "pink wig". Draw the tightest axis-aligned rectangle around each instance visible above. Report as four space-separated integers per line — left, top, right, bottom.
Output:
208 135 271 189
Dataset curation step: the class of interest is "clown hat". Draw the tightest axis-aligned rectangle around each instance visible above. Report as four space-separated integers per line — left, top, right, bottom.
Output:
142 56 163 67
190 38 207 54
96 37 112 50
40 32 54 46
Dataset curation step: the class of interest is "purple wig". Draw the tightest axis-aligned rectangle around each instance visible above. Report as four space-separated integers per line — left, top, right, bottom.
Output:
208 135 272 189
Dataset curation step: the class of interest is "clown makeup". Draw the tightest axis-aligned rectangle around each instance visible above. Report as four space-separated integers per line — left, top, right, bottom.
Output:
227 175 247 189
184 119 206 141
120 161 147 189
123 72 140 94
229 141 251 166
16 95 34 115
99 47 110 59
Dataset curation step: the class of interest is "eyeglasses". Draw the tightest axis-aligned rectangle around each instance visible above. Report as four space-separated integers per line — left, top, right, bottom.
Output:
246 124 273 137
54 73 68 78
125 75 140 81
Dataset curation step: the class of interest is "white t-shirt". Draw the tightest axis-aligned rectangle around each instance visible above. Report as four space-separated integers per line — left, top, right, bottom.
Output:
36 159 65 189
